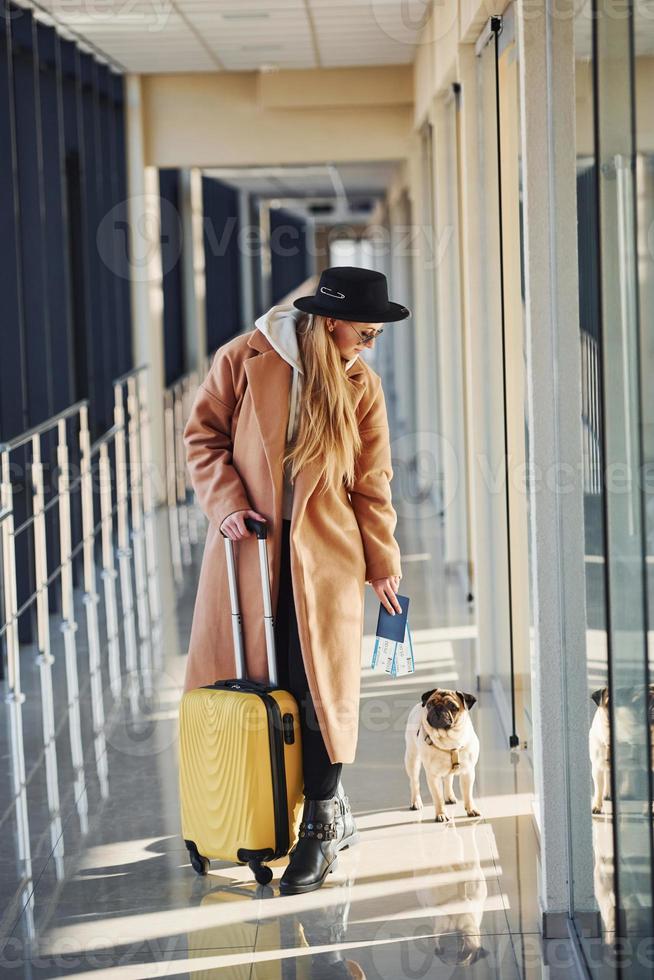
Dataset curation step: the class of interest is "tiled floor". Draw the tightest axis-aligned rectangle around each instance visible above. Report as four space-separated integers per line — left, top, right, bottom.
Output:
0 505 587 978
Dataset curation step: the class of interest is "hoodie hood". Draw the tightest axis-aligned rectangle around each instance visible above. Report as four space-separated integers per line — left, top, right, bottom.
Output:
254 301 360 444
253 301 360 374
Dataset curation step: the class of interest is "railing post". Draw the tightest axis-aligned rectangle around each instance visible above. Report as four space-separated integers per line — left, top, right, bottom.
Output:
30 433 64 873
174 382 192 566
164 389 183 584
126 375 152 695
138 369 162 647
79 405 108 798
113 382 139 700
183 372 201 546
98 441 122 701
56 417 89 833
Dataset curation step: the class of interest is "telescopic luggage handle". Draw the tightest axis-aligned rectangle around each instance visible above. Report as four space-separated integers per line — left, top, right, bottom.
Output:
220 516 278 685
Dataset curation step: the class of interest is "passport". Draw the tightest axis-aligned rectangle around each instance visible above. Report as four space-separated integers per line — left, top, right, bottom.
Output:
375 594 410 642
370 594 414 676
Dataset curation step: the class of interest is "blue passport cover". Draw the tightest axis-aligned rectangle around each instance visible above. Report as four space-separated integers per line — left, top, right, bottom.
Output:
375 594 410 642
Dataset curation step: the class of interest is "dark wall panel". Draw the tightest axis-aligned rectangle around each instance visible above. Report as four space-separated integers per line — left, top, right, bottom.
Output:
97 64 121 383
270 206 309 306
0 4 134 662
61 40 91 408
80 55 110 435
37 23 74 414
0 2 27 439
11 9 54 427
1 9 132 441
202 176 243 352
159 168 185 386
113 74 132 378
250 194 263 320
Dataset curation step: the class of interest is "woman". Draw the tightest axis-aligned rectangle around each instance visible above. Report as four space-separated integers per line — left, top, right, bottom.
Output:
183 265 410 894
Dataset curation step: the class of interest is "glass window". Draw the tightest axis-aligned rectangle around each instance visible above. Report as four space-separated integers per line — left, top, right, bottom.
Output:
573 0 654 971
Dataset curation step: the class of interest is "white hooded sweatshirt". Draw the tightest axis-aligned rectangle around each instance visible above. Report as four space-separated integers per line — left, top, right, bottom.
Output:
254 301 360 519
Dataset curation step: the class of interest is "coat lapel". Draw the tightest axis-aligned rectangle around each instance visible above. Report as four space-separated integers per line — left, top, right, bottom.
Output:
245 329 367 529
243 333 289 526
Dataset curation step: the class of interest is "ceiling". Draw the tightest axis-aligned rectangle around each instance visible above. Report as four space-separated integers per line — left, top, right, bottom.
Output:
202 162 399 198
27 0 654 86
33 0 428 74
203 161 401 223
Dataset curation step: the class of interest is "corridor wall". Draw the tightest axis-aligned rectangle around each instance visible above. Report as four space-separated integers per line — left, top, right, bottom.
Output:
0 1 132 444
0 2 132 657
159 168 186 386
270 206 309 306
202 176 243 350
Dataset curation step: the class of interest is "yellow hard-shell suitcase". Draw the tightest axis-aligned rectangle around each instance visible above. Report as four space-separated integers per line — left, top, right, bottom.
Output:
179 517 304 885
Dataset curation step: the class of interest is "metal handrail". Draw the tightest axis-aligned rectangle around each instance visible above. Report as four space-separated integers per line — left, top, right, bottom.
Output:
112 363 149 386
0 500 121 641
0 400 89 454
0 364 164 902
5 415 142 540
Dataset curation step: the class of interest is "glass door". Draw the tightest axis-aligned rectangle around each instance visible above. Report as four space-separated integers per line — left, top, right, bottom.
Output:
593 0 654 961
571 0 654 972
475 5 533 757
440 84 474 601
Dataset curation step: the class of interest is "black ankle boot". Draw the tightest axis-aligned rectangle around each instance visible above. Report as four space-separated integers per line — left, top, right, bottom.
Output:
279 795 340 895
334 780 359 851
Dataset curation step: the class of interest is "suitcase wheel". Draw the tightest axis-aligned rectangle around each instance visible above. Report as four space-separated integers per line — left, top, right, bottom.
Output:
249 860 273 886
186 840 210 876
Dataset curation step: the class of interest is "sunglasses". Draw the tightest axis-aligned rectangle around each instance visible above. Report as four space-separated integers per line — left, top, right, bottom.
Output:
348 324 384 344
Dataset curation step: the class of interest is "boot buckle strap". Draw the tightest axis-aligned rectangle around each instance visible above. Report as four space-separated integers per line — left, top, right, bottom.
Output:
299 820 338 840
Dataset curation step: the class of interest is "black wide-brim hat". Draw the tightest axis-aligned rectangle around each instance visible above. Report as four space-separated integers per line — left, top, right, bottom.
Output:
293 265 411 323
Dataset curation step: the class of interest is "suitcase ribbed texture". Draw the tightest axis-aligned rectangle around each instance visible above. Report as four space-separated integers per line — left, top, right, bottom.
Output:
180 686 303 863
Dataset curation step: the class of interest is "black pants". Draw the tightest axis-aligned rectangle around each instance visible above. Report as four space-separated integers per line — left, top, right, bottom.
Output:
273 519 342 800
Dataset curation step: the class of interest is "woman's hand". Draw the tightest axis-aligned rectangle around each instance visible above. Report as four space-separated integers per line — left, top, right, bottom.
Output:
370 575 402 615
219 508 268 540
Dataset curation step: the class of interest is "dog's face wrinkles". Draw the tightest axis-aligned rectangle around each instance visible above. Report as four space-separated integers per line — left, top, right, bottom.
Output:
421 688 477 732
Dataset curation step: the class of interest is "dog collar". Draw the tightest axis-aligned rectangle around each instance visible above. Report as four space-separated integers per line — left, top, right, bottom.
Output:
417 723 461 772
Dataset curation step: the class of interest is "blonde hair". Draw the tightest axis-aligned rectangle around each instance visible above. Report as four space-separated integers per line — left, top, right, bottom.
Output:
282 312 362 496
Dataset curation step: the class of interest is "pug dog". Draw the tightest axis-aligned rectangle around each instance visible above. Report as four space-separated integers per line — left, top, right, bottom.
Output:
589 687 611 814
590 685 654 814
405 688 481 822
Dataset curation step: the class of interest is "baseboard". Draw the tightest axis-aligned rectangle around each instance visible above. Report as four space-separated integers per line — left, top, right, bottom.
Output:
571 911 603 939
543 910 572 939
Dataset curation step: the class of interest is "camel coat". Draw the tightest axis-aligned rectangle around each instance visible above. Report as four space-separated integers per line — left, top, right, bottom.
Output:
182 327 402 764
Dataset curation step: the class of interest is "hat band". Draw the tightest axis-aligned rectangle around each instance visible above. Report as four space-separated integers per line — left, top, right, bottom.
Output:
305 297 392 314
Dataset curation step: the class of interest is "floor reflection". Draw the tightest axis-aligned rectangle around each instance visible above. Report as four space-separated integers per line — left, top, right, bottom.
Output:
0 504 557 979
